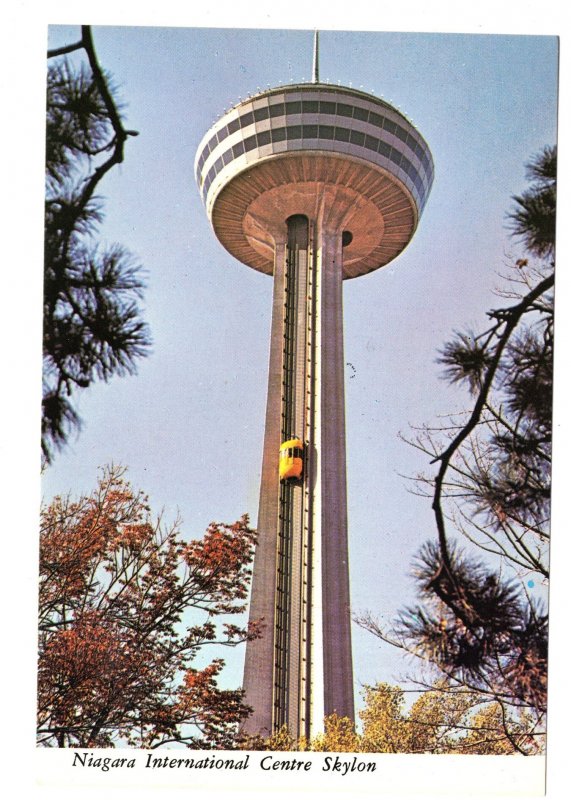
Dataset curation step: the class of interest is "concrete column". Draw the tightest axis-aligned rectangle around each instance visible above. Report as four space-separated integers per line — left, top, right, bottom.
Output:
242 237 287 737
316 223 354 722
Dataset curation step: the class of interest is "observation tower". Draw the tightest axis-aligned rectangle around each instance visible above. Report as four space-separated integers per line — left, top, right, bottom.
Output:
195 34 434 739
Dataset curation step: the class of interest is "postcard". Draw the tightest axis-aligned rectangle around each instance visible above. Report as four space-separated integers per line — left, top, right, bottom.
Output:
4 2 566 798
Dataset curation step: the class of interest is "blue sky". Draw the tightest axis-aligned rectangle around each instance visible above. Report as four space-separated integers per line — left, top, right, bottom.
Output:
39 23 559 708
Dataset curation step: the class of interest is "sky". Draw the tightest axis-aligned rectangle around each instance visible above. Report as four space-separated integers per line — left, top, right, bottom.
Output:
38 23 560 708
2 3 570 795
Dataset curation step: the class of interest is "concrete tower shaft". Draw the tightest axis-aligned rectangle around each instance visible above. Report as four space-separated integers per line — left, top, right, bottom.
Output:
195 82 434 740
239 208 354 738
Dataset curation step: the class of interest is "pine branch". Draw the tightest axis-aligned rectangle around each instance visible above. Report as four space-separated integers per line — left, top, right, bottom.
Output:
430 273 554 574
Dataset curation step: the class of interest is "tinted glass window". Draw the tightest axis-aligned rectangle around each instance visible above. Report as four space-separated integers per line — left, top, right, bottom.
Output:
404 132 415 150
227 118 240 134
378 141 391 158
335 127 350 142
240 111 254 128
349 130 365 146
286 101 302 114
318 124 334 139
319 101 336 115
254 106 269 121
302 124 318 139
272 127 287 142
287 125 302 139
269 103 285 118
353 106 369 122
400 154 412 175
364 134 379 152
257 130 271 146
232 141 245 158
302 100 319 113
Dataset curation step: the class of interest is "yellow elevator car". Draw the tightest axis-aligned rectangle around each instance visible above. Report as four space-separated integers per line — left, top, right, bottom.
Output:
279 438 304 481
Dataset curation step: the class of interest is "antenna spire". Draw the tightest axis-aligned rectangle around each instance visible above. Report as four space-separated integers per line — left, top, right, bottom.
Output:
312 30 320 83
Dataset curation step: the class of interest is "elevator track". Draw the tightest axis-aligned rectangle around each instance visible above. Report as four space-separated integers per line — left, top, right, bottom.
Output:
273 215 314 736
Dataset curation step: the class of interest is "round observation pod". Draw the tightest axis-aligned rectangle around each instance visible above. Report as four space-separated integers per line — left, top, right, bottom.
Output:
195 84 434 279
279 438 304 482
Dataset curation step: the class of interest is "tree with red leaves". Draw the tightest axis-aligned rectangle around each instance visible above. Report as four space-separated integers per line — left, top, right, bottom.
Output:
38 465 258 748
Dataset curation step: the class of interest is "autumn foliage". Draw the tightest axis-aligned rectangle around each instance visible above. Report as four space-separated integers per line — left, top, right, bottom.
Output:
38 466 258 748
358 683 543 755
242 683 543 754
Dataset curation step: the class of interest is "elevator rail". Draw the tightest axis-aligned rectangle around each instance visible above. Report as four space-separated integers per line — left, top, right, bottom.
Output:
273 215 311 734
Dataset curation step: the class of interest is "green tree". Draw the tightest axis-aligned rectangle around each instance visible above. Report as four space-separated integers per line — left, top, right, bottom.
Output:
38 466 259 748
358 146 555 750
44 26 150 463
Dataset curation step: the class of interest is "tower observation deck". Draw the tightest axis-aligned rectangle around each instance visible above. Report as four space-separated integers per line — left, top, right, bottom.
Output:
195 77 434 740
